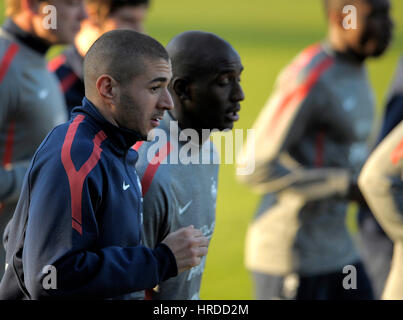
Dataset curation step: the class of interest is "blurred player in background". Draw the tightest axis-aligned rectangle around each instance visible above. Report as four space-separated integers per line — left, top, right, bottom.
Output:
237 0 393 300
359 111 403 300
0 0 86 279
48 0 150 115
133 31 244 299
357 55 403 298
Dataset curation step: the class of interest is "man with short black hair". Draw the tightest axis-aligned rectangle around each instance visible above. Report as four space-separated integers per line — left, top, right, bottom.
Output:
133 31 244 300
0 29 208 300
49 0 150 114
0 0 87 279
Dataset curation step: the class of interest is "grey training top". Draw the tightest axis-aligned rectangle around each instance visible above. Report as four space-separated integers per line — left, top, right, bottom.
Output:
135 112 218 300
238 42 374 276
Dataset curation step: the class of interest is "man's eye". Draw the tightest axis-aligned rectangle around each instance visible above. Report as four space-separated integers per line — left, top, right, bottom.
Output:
151 86 160 92
218 77 230 86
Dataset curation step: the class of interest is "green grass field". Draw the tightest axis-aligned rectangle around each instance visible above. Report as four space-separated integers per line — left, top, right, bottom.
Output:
1 0 403 299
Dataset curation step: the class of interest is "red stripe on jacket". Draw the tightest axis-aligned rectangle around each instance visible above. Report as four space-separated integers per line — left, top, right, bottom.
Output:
284 43 322 82
141 142 173 300
47 54 66 72
315 130 326 167
48 54 79 93
141 142 173 197
60 71 79 93
270 55 334 132
391 138 403 165
61 115 107 234
0 43 19 83
0 43 19 214
132 141 144 151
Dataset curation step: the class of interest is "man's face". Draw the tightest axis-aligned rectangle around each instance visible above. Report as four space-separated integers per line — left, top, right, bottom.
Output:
37 0 87 45
190 50 245 131
115 58 174 139
102 4 148 34
343 0 393 57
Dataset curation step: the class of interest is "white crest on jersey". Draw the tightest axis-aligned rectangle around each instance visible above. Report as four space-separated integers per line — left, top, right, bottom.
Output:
200 221 216 239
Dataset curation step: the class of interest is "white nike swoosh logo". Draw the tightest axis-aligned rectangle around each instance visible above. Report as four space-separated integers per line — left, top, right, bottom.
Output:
123 181 130 191
179 200 192 215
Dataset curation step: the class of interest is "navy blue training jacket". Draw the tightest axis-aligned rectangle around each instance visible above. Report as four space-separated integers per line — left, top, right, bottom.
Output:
0 97 177 299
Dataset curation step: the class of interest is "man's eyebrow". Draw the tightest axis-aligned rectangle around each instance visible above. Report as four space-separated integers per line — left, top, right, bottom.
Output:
149 77 169 84
218 66 244 75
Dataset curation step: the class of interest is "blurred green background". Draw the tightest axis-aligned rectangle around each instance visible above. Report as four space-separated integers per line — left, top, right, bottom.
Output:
1 0 402 299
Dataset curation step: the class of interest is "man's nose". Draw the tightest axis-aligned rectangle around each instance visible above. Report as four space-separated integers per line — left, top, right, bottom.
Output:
231 82 245 102
159 88 174 110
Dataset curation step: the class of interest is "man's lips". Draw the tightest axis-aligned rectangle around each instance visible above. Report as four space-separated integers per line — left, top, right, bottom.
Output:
225 106 241 122
151 114 164 127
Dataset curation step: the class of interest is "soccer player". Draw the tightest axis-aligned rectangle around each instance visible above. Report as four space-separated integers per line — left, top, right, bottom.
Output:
357 56 403 298
0 0 86 279
0 30 209 299
359 114 403 299
48 0 150 115
133 31 244 299
237 0 393 299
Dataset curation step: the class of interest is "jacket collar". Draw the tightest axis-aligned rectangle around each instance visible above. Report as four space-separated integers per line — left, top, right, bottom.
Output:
322 41 365 66
72 97 143 153
2 19 50 56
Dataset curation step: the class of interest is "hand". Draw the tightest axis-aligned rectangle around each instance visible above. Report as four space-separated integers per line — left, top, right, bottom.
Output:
162 225 209 273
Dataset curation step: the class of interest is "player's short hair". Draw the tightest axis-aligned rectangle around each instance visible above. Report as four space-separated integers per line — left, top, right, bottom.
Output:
84 29 168 93
166 31 236 82
86 0 150 23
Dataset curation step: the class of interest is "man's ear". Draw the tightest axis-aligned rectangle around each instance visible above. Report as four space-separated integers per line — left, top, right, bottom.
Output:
172 78 191 102
96 74 118 105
